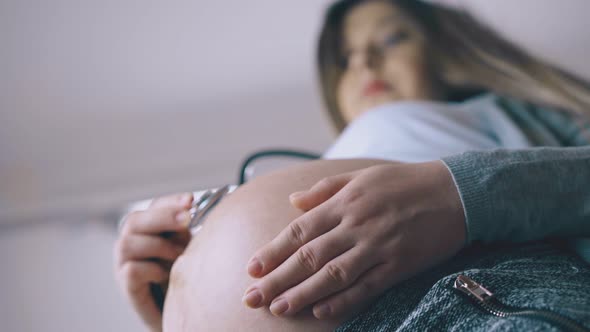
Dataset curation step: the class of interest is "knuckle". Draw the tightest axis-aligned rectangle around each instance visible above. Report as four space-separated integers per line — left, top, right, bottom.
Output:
296 246 319 272
341 189 364 206
317 177 336 190
345 215 365 227
341 209 371 227
118 237 134 260
325 263 349 285
122 211 142 233
287 222 306 246
162 240 182 259
121 263 141 284
165 207 187 225
119 225 132 239
359 278 378 295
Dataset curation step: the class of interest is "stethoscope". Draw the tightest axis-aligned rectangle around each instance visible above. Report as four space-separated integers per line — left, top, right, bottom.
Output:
188 184 236 235
148 149 319 309
187 149 320 235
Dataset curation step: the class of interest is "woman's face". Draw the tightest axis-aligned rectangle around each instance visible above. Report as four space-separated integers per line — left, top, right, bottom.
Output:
337 0 443 122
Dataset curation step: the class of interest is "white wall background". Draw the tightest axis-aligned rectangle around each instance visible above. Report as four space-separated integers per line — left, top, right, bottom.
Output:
0 0 336 226
1 1 589 331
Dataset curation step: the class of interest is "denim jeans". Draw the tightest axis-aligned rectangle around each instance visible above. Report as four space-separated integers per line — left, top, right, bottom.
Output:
337 241 590 331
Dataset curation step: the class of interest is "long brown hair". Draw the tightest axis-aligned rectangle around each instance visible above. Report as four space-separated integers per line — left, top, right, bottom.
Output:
318 0 590 132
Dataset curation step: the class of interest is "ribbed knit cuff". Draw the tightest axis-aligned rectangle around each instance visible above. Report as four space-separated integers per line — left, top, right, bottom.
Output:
441 152 491 244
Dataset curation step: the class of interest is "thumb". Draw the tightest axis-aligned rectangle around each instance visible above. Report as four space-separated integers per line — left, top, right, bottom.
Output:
289 173 352 211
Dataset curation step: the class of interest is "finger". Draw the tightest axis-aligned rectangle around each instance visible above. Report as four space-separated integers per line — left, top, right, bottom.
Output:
312 263 392 319
167 229 192 247
247 204 341 278
267 245 377 316
119 261 168 326
150 192 194 209
289 173 353 211
123 207 191 235
243 228 355 309
120 260 169 295
116 233 186 266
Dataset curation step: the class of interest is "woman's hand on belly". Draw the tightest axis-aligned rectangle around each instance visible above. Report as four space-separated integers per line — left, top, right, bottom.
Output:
243 160 467 319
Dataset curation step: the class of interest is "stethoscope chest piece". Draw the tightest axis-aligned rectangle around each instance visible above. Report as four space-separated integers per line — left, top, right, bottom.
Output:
188 184 236 235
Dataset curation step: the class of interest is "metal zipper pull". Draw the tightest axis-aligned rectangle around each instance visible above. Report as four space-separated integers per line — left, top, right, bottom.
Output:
454 274 494 303
453 274 590 332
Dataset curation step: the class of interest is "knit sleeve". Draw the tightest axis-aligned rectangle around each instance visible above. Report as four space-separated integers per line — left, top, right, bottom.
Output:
441 146 590 244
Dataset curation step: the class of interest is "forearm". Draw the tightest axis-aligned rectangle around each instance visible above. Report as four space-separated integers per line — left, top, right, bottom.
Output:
442 146 590 243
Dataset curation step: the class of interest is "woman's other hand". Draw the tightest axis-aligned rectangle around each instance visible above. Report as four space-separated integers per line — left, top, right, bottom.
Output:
114 193 193 332
243 161 466 319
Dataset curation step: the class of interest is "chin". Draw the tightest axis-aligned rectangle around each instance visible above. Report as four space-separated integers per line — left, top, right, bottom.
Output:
362 93 398 109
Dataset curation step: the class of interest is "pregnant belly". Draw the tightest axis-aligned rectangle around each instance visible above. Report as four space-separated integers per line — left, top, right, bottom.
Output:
163 158 391 331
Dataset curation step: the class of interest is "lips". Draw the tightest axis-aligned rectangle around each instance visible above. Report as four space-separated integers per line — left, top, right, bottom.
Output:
363 80 390 96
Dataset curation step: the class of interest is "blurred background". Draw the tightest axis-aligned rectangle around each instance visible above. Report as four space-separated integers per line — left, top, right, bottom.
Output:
1 0 589 331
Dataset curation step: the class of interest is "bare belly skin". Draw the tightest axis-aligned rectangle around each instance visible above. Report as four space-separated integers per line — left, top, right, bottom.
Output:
163 158 391 332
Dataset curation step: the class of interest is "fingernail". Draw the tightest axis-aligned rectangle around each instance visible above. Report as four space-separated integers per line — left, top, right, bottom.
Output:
176 211 190 227
247 258 263 276
242 289 263 308
313 303 331 319
269 298 289 316
289 191 305 201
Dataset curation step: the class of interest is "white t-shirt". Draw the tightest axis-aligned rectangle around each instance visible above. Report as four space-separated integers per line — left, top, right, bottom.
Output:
323 95 534 162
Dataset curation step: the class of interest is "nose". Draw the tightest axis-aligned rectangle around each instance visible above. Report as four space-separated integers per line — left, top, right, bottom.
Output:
348 47 382 71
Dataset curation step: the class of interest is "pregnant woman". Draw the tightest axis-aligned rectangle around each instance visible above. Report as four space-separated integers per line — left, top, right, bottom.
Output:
115 0 590 331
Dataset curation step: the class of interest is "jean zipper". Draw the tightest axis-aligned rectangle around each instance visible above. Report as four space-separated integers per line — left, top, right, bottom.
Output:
453 274 590 332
